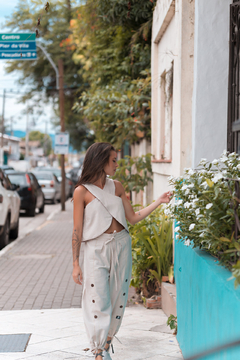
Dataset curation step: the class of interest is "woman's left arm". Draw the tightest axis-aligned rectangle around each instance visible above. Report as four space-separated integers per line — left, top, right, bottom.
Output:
114 181 172 225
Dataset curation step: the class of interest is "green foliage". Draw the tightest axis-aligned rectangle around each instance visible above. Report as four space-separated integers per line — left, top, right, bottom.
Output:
70 0 154 146
4 0 94 151
166 151 240 287
167 314 177 334
112 154 152 193
22 130 52 156
75 71 151 147
129 207 173 297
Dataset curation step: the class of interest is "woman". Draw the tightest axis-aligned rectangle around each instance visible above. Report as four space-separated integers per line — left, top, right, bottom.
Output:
72 142 172 360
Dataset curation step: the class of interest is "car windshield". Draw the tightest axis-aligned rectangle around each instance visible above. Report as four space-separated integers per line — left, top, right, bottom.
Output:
34 173 53 180
8 174 26 186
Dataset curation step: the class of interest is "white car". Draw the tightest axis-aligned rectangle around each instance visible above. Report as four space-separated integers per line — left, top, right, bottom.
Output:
0 169 21 249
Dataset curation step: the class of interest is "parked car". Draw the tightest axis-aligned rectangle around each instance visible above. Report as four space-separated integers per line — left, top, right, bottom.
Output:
33 171 61 203
0 165 14 171
7 171 45 217
0 169 20 249
67 166 82 187
34 167 73 198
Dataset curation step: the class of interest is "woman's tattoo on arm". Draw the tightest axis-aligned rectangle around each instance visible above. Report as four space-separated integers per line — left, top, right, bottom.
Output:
138 211 141 216
72 229 80 262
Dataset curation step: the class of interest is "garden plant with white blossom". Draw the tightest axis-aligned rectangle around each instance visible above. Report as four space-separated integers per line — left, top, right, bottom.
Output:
165 151 240 287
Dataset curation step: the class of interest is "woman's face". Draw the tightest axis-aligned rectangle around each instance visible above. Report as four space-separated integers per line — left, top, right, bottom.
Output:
104 151 118 176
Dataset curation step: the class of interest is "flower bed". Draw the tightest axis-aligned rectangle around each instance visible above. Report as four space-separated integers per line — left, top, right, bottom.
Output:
165 151 240 287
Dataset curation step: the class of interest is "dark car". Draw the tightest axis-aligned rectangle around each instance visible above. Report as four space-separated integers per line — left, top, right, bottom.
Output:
7 171 45 216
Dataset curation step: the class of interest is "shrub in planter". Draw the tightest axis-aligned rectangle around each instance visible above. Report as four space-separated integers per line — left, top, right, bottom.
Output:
165 151 240 287
129 206 173 297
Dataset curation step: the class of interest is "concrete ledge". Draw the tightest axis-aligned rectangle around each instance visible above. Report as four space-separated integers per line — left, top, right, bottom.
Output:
152 0 175 43
161 282 177 317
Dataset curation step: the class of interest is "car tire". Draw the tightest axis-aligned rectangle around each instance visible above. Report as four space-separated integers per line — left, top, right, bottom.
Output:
10 216 19 240
39 200 45 213
0 215 10 249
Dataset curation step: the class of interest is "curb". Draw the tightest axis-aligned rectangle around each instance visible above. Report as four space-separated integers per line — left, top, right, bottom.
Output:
0 206 62 259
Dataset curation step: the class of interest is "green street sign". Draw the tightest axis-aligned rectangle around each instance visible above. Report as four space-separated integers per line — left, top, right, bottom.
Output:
0 33 36 42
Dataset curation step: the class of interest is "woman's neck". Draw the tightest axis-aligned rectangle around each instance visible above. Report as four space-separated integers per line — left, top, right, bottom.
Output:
93 174 106 189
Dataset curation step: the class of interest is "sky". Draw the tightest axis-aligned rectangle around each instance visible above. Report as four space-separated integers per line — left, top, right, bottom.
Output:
0 0 55 135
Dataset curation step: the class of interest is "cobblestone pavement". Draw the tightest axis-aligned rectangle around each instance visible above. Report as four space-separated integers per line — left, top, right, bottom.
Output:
0 200 83 310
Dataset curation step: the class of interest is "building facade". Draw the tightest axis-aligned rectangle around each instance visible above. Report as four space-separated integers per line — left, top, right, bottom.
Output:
151 0 232 198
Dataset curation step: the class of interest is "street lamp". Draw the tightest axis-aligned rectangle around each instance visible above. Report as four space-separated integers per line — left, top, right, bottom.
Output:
36 43 66 211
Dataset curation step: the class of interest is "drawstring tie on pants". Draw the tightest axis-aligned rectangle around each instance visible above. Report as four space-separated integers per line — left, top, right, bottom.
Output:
104 230 120 291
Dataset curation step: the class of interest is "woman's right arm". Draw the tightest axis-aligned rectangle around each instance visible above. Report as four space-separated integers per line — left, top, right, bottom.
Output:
72 186 85 285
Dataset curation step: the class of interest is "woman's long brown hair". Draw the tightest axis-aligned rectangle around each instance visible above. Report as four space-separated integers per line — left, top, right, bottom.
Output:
75 142 116 188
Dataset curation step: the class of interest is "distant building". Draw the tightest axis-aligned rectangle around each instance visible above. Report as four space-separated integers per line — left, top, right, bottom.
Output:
0 133 20 164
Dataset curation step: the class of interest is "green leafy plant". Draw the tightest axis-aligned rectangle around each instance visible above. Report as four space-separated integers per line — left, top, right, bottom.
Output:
167 314 177 334
165 151 240 287
113 154 152 193
129 207 173 297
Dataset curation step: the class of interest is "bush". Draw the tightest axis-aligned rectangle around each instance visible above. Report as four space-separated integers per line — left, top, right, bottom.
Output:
165 151 240 287
129 206 173 297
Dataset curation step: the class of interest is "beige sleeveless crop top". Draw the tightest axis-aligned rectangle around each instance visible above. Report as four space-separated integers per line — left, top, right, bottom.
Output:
81 177 129 241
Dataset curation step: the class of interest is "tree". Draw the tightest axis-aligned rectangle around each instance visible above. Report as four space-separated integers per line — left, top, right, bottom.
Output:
4 0 94 151
22 130 52 156
68 0 156 148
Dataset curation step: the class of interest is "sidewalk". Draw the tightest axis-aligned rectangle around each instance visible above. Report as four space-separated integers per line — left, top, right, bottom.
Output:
0 200 183 359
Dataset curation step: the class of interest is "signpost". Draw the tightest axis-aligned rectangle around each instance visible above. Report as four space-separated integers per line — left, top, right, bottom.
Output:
0 33 37 60
54 132 69 155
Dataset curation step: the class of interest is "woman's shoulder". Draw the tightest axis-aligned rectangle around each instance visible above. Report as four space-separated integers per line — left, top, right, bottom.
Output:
113 180 125 196
73 185 88 200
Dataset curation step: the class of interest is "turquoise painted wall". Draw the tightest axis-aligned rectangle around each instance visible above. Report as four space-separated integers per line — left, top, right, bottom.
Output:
175 239 240 360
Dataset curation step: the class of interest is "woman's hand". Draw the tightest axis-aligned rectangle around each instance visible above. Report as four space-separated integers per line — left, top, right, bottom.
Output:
72 265 83 285
157 191 173 204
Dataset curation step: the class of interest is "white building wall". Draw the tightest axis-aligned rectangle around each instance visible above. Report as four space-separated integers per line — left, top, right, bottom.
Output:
192 0 231 167
151 0 194 199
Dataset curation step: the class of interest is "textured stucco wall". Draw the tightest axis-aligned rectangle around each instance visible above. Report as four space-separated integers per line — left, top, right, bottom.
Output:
175 239 240 359
151 0 194 200
192 0 232 167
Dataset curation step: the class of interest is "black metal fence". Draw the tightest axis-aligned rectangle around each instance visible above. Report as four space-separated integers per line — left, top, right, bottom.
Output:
228 1 240 154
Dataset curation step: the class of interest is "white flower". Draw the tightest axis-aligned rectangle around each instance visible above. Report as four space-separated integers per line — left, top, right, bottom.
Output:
168 175 174 181
208 243 211 249
176 199 183 205
188 169 195 176
181 184 188 190
176 235 179 239
185 189 190 195
164 207 171 215
195 208 200 216
200 233 205 238
175 226 180 233
189 224 195 231
237 164 240 170
212 173 223 183
206 203 213 209
184 202 191 209
212 159 218 165
184 239 191 247
220 155 228 162
188 183 194 188
200 158 207 165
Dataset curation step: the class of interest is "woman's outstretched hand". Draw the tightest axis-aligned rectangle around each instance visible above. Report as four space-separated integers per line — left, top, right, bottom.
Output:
158 191 173 204
72 265 83 285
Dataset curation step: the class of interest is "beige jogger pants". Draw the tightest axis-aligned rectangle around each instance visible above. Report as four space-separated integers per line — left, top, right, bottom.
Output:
82 229 132 353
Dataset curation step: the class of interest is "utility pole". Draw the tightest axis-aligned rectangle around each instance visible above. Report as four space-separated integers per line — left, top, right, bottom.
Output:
1 89 6 165
58 59 66 211
25 103 29 159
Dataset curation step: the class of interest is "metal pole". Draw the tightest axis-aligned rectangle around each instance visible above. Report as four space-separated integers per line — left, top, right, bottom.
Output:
36 43 59 89
25 102 29 159
1 89 6 148
58 59 65 211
